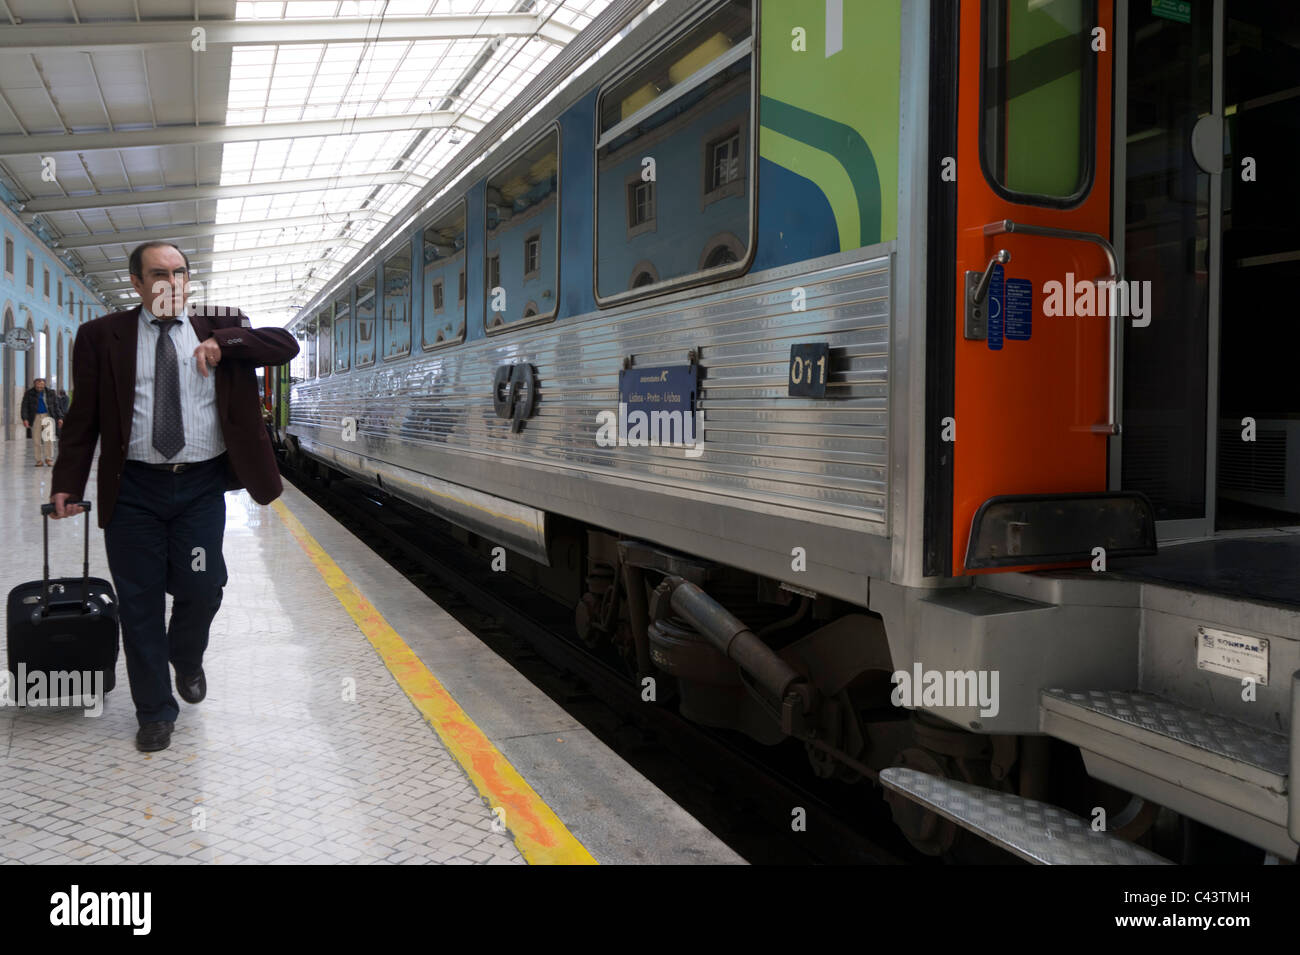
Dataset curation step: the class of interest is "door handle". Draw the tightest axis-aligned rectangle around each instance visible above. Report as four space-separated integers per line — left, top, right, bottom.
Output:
963 250 1010 342
972 250 1011 306
983 220 1121 436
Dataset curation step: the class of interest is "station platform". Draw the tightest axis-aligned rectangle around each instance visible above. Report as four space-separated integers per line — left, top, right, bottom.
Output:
0 435 742 865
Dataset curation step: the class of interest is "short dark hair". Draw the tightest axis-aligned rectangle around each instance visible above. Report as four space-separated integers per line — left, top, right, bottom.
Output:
129 242 190 279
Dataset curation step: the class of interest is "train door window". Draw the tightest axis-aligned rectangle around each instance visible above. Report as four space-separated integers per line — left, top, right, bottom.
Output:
981 0 1096 204
291 324 311 382
484 129 559 332
355 271 376 367
383 242 412 360
457 269 466 304
422 201 466 348
317 306 332 378
305 316 318 378
333 293 351 372
595 0 752 304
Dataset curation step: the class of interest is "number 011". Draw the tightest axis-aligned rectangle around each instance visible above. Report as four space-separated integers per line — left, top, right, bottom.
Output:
788 343 830 398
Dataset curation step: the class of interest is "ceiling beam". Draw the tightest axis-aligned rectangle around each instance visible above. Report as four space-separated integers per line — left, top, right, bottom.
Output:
0 14 577 54
54 212 374 250
0 111 482 157
93 258 350 290
22 171 421 214
83 238 364 275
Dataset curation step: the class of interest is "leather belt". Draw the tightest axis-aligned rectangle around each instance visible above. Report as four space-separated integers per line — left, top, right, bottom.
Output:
126 455 222 474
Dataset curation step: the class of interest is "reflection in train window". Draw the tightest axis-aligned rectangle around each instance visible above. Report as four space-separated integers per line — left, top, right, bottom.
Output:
422 202 466 348
355 271 376 367
484 130 558 330
333 293 351 372
383 242 412 360
596 0 752 300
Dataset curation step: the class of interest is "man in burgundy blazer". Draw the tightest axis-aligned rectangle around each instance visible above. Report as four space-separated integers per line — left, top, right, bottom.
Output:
50 241 298 752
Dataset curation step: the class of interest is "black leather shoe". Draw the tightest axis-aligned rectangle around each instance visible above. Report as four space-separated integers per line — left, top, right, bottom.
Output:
136 721 173 752
176 666 206 704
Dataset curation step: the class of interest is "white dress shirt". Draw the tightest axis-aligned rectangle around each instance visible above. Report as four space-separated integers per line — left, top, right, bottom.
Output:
126 305 226 463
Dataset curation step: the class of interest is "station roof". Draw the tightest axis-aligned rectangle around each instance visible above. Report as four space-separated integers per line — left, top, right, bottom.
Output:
0 0 653 325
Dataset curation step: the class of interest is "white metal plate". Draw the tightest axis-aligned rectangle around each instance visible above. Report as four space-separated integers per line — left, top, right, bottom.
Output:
1196 627 1269 686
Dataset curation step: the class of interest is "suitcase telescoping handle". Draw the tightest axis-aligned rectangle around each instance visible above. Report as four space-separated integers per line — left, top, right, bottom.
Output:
39 501 93 614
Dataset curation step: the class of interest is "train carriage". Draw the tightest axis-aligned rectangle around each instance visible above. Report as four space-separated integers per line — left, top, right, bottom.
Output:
280 0 1300 864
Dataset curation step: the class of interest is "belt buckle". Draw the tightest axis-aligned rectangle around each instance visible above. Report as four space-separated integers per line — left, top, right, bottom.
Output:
172 462 186 473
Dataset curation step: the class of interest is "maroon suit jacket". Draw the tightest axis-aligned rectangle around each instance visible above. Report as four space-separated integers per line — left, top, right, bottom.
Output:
52 304 300 528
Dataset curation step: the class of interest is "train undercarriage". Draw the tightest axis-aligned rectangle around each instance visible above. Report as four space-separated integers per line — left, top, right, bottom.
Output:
284 442 1297 866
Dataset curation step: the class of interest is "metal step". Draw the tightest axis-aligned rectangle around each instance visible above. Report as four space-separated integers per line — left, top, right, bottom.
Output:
878 766 1170 864
1040 688 1297 858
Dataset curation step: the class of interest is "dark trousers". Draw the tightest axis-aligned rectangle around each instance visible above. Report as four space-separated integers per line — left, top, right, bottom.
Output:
104 455 229 725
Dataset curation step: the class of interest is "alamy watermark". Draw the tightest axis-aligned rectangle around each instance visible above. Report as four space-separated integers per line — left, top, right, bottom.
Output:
1043 273 1152 327
0 664 104 716
890 663 1000 718
594 404 705 458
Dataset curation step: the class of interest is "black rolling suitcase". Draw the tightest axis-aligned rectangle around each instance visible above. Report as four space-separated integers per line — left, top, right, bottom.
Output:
5 502 119 706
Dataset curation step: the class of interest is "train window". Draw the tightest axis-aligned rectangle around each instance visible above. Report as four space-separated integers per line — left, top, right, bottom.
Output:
333 293 351 372
355 271 376 367
484 129 559 332
595 0 753 303
981 0 1096 204
422 202 466 348
382 242 412 360
317 306 333 377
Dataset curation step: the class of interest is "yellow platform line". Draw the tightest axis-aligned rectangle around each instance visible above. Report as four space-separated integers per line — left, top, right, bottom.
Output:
270 497 597 865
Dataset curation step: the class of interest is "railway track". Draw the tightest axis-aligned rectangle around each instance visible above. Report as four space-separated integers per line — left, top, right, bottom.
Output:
281 458 922 865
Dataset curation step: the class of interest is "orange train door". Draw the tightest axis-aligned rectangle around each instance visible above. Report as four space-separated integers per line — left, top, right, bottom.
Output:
946 0 1153 575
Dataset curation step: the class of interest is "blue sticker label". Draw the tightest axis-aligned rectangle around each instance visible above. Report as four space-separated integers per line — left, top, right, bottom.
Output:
986 264 1004 351
618 364 699 444
1004 278 1033 341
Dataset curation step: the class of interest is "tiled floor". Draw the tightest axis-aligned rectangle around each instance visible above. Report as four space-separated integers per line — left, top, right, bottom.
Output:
0 435 524 864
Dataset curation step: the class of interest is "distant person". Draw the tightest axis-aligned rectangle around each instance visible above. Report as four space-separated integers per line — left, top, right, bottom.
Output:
20 376 61 466
54 388 70 438
49 241 299 753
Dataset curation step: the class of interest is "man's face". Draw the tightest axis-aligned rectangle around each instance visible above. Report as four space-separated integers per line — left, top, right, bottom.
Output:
34 379 45 391
130 246 190 318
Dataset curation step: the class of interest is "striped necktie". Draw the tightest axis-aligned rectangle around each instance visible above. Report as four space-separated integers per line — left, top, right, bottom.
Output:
151 318 185 459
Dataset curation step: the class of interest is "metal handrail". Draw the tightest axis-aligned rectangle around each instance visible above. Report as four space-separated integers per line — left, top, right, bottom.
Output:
983 219 1121 436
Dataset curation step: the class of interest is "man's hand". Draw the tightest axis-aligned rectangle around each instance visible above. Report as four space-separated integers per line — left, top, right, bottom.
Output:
50 492 83 519
57 419 63 427
21 420 28 429
193 336 221 378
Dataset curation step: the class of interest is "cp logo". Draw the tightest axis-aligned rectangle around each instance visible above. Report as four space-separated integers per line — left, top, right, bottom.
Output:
492 363 538 434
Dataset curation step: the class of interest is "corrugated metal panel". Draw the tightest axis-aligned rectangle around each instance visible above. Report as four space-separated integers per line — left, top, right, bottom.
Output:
290 250 890 528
